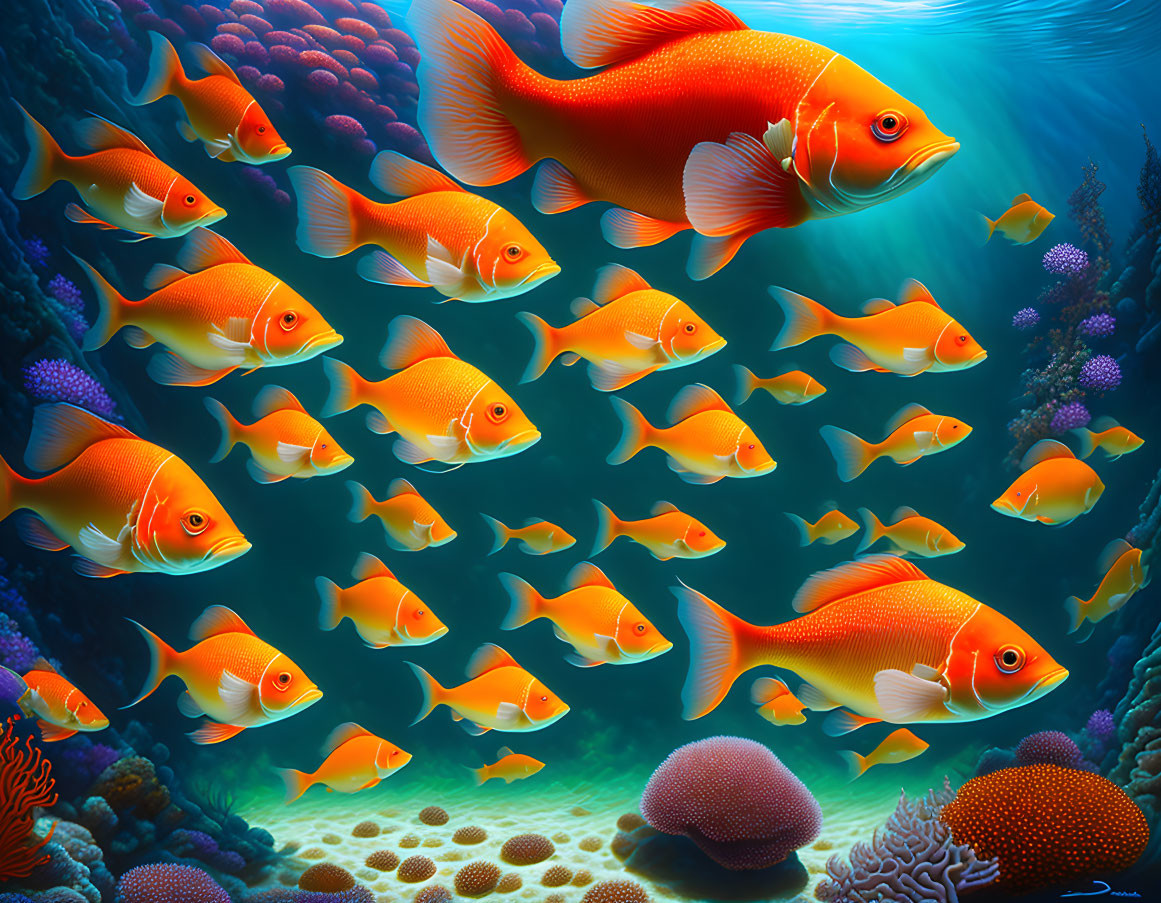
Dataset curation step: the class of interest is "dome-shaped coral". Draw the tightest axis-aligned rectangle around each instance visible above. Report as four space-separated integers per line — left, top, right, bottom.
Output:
541 864 572 886
454 860 502 896
453 825 487 844
418 805 449 825
495 872 522 892
578 836 603 852
616 813 645 832
581 879 651 902
118 864 230 903
298 862 355 892
1014 731 1085 769
397 854 437 882
572 868 594 886
414 886 452 903
398 833 420 848
351 820 380 838
500 833 554 865
364 849 398 871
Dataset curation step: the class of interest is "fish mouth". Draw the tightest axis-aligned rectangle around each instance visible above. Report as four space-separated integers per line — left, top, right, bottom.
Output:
742 459 777 476
487 429 542 458
203 535 252 566
200 207 228 226
419 625 450 644
699 337 728 359
321 453 355 474
269 145 292 160
967 350 988 366
649 640 674 657
301 330 344 356
291 687 324 710
990 498 1016 515
530 262 561 284
1033 667 1069 695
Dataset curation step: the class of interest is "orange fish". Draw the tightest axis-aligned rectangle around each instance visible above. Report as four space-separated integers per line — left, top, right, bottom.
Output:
750 677 806 727
316 552 448 649
734 367 825 406
840 728 928 780
499 562 673 667
982 194 1054 244
0 404 249 578
856 507 965 558
991 440 1104 526
483 515 576 556
1071 416 1144 461
1065 539 1150 638
14 105 225 239
784 510 858 547
408 0 957 279
322 316 540 471
205 386 352 484
289 153 558 302
277 722 411 803
126 605 322 744
76 229 342 386
517 264 725 390
128 34 289 164
471 746 545 785
346 479 457 551
608 384 775 484
770 281 986 376
674 556 1068 730
407 644 569 734
592 499 725 560
820 403 972 482
1 660 109 742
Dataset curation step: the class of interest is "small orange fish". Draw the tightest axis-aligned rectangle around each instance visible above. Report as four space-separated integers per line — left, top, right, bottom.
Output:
408 644 569 734
1071 416 1144 461
592 499 725 560
734 366 825 406
277 722 411 803
471 746 545 786
1065 539 1150 638
992 440 1104 526
750 677 806 726
0 404 249 578
205 386 353 484
856 507 965 558
1 660 109 742
316 552 448 649
290 154 558 302
323 316 540 471
127 605 322 744
482 515 576 556
784 510 858 547
128 34 290 164
820 403 972 482
770 281 986 376
608 384 775 484
840 728 928 779
346 479 457 551
77 229 343 386
517 264 725 390
499 563 673 667
14 105 225 239
983 194 1054 244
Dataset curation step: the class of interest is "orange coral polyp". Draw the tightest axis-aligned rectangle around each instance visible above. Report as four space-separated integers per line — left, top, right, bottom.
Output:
0 714 59 880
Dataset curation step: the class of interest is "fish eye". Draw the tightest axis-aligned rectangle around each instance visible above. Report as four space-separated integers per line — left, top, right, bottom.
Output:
539 695 548 702
280 311 299 331
184 194 197 206
504 244 523 261
414 609 425 618
182 511 208 535
683 323 696 334
871 110 907 142
634 623 646 634
487 402 509 424
698 530 706 537
952 424 958 429
995 645 1026 673
956 334 968 345
257 125 266 134
748 443 755 450
320 443 327 450
1016 491 1022 497
276 671 292 687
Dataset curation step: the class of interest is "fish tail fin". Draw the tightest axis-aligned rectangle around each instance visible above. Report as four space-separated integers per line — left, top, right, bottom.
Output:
1070 427 1096 459
315 577 343 631
407 0 532 185
768 286 834 350
515 311 560 383
733 364 758 405
498 572 544 629
855 507 885 553
128 32 186 105
73 254 130 351
0 453 34 523
470 765 488 786
13 105 68 199
276 767 313 804
783 512 813 547
1064 594 1089 635
820 425 874 482
980 214 996 242
672 581 760 720
123 619 178 708
321 357 369 417
838 749 869 780
288 166 368 258
406 661 445 725
481 514 510 555
345 480 375 523
203 397 240 463
607 396 654 465
590 499 621 557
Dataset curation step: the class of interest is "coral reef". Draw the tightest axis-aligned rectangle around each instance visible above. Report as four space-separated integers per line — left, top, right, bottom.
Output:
1043 241 1090 275
1049 400 1090 433
22 360 117 418
1013 730 1089 769
362 849 396 872
1079 311 1116 337
1078 352 1122 390
1011 307 1039 330
1110 621 1161 825
117 863 230 903
0 716 58 881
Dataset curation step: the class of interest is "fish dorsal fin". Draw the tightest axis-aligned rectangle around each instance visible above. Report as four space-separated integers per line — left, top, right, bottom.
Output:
651 501 679 516
566 561 615 590
792 554 929 613
1020 438 1076 471
27 658 59 675
1090 415 1121 431
189 604 256 641
466 643 521 679
667 384 731 424
380 315 456 369
1012 192 1033 205
891 506 920 522
861 298 895 315
571 297 601 318
178 228 251 271
74 114 153 155
897 279 941 308
24 403 139 473
885 402 933 434
560 0 746 69
143 264 189 291
188 42 242 84
352 552 395 581
369 151 461 197
592 263 651 304
387 478 418 498
323 721 373 755
496 745 515 758
1098 538 1133 574
522 517 544 527
252 385 307 418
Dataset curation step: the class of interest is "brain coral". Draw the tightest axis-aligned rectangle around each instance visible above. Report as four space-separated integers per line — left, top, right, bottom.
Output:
454 860 501 896
117 864 230 903
397 855 437 882
364 849 398 871
940 764 1149 891
452 825 487 844
298 862 355 892
500 833 554 865
640 735 821 870
581 879 651 902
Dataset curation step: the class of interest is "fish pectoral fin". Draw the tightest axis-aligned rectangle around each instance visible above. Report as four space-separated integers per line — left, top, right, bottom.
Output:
424 235 467 291
393 438 434 465
531 159 591 214
37 721 78 742
675 469 724 485
822 710 882 737
624 330 660 351
551 625 570 642
203 137 232 158
76 522 126 564
424 433 462 460
565 653 604 668
15 514 71 552
276 442 312 464
247 460 290 484
207 328 252 364
64 203 119 230
902 347 930 363
460 720 491 736
495 701 522 725
122 326 156 349
560 352 582 366
72 557 130 578
123 181 165 223
912 429 935 449
188 721 247 745
762 118 795 167
1108 592 1131 611
873 668 949 721
588 359 652 392
176 120 198 142
217 670 259 723
911 663 942 680
797 682 840 712
411 521 435 546
147 352 238 387
176 690 205 719
365 411 395 435
829 344 879 373
356 250 432 288
355 778 381 791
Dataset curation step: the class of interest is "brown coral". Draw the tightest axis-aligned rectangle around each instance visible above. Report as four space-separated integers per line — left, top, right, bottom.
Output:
454 860 502 896
572 868 594 886
299 847 326 860
582 879 652 902
541 865 572 886
414 886 452 903
90 755 168 818
453 825 487 845
298 862 355 892
495 872 522 893
364 849 399 871
500 833 554 865
578 836 602 852
351 820 379 838
397 854 437 882
399 833 420 848
616 813 645 832
321 833 341 845
418 805 449 825
0 715 58 880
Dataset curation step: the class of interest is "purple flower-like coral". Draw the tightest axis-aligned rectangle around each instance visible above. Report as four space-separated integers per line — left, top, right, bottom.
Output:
1042 242 1089 275
1050 401 1091 433
1078 312 1115 338
1078 354 1121 391
23 360 116 417
1012 307 1039 330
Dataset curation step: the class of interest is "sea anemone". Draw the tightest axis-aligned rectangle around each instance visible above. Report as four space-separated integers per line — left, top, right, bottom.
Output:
1012 307 1039 330
413 887 452 903
1050 401 1091 433
1042 242 1089 275
495 872 522 892
500 833 554 865
1086 709 1116 742
1078 354 1121 390
1078 312 1115 337
23 361 116 417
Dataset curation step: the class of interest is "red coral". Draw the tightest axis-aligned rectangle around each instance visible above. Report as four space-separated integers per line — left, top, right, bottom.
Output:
0 714 58 880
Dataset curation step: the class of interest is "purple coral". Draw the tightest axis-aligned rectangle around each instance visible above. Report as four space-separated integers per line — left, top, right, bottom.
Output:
1086 709 1116 742
118 864 230 903
23 360 116 417
1042 242 1089 275
1014 731 1085 769
1078 312 1116 338
46 274 88 341
1050 401 1091 433
23 236 50 268
1012 307 1039 330
1078 354 1121 391
0 612 39 672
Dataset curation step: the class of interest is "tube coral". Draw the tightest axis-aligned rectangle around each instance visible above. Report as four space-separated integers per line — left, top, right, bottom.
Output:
0 714 59 880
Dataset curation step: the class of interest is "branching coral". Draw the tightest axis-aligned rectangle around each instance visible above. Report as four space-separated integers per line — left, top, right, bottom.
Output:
0 714 59 880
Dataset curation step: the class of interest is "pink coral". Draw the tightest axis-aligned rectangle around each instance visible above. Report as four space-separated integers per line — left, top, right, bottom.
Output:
363 42 398 67
306 68 339 92
263 30 308 49
360 2 392 27
239 13 272 34
256 73 285 93
230 0 264 15
325 114 367 138
210 33 245 56
299 49 348 78
349 67 378 90
218 21 257 41
266 0 327 26
335 16 379 41
236 64 261 81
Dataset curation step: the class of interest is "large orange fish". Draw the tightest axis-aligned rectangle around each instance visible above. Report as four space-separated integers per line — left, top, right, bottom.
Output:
591 499 725 560
608 384 775 484
277 722 411 803
482 515 576 556
346 479 457 551
675 556 1068 731
408 644 569 734
322 316 541 471
499 562 672 667
784 510 858 547
856 506 965 558
517 264 725 390
991 440 1104 526
128 33 290 164
14 106 225 240
408 0 957 279
1 660 109 742
820 403 972 482
1071 416 1144 461
205 386 353 484
0 404 249 578
734 367 825 406
289 153 558 302
127 605 323 744
1064 539 1150 639
77 229 342 386
982 194 1054 244
770 281 986 376
471 746 545 785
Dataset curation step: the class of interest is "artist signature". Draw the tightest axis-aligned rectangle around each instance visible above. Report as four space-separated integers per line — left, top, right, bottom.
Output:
1060 880 1142 898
